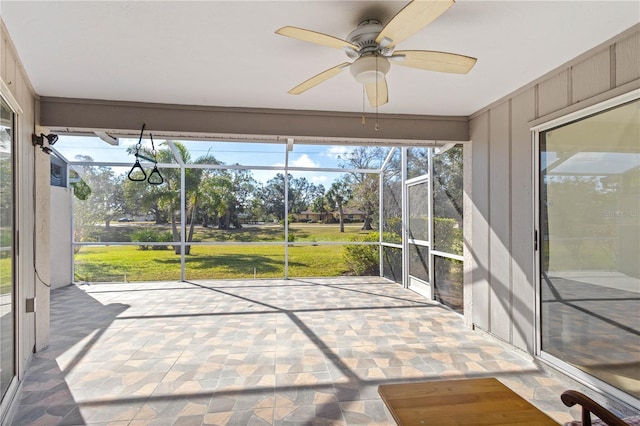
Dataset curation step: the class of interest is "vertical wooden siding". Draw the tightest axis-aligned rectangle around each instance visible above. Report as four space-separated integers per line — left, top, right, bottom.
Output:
1 19 45 375
469 25 640 352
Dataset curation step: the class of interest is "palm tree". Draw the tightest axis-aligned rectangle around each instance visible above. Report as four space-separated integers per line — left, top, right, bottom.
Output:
128 141 218 254
326 179 352 233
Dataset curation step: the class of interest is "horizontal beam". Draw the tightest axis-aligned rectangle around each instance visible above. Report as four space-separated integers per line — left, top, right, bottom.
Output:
39 97 469 144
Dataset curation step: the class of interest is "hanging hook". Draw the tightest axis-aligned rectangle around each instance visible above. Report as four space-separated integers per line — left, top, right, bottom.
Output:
136 123 146 149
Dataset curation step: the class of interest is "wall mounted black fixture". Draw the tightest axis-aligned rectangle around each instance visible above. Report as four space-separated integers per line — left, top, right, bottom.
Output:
32 133 58 155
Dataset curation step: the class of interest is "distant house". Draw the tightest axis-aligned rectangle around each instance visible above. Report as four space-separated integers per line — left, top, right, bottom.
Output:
332 208 366 222
292 210 328 222
292 208 366 223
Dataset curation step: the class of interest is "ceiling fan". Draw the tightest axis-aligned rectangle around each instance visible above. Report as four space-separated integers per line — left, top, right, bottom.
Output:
275 0 477 108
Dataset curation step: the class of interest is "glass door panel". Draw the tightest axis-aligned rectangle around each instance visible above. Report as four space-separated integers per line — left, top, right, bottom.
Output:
539 98 640 401
0 96 15 403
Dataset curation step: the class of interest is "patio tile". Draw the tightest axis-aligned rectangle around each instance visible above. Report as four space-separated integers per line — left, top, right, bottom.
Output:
9 278 583 425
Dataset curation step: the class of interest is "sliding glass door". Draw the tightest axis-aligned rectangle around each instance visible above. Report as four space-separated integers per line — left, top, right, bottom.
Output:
0 96 16 408
538 96 640 403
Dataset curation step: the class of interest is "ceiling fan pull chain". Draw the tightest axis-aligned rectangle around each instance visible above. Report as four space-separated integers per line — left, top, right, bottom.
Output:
362 86 366 124
375 56 380 131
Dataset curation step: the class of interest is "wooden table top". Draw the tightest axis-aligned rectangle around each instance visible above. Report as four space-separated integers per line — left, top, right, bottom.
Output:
378 377 559 425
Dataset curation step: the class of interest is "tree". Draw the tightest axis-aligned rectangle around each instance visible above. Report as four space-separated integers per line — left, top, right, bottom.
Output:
259 174 286 220
338 147 386 230
311 193 330 223
127 142 218 254
73 157 125 231
258 173 323 220
200 167 257 229
432 147 463 224
326 179 352 233
123 178 167 224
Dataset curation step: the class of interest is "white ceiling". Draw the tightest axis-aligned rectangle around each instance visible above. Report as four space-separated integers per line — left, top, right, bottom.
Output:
1 1 638 116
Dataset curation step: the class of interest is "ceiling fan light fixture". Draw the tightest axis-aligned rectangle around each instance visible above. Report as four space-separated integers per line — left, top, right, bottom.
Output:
350 55 390 84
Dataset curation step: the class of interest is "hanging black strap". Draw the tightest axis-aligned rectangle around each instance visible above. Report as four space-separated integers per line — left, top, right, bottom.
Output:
128 123 147 182
147 133 164 185
127 125 164 185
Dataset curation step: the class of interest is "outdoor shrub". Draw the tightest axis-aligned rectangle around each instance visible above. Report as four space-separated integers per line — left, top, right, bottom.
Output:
344 232 380 276
131 229 173 250
433 217 462 255
385 217 402 237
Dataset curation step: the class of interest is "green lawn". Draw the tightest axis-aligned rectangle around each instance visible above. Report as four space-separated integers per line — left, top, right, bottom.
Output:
0 260 11 294
74 223 373 282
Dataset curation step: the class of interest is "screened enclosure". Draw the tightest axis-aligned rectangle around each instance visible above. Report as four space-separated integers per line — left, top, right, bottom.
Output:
51 135 465 311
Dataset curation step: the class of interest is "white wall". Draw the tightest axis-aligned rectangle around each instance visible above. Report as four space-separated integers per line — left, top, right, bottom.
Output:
468 24 640 352
50 186 72 288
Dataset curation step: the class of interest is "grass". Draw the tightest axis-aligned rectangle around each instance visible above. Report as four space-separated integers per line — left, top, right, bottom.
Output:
88 222 372 243
0 261 11 294
74 223 372 282
74 246 182 282
75 244 353 282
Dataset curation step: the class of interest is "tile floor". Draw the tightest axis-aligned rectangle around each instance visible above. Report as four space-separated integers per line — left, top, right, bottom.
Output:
11 277 581 425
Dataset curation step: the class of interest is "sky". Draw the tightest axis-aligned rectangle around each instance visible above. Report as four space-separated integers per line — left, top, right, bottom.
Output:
53 135 384 186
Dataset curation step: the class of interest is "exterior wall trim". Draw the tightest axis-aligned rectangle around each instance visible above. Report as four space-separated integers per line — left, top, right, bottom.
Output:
39 96 470 144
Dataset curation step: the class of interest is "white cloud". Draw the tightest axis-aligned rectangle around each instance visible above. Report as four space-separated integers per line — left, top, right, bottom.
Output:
290 154 319 168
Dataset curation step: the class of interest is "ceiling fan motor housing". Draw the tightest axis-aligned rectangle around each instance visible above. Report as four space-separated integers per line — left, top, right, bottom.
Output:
347 19 392 56
347 19 393 84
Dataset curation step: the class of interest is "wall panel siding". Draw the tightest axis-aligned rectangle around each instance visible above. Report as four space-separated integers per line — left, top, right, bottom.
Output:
463 142 474 328
616 32 640 86
538 71 569 117
3 42 17 99
469 24 639 353
1 18 41 393
573 50 611 102
510 89 536 352
470 112 490 330
488 101 512 342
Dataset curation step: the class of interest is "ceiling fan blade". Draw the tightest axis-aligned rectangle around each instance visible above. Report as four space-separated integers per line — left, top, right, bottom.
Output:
276 26 358 51
376 0 455 49
365 78 389 107
288 62 351 95
391 50 477 74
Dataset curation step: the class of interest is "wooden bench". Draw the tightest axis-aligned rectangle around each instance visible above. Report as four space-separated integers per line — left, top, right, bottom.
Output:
378 377 558 425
